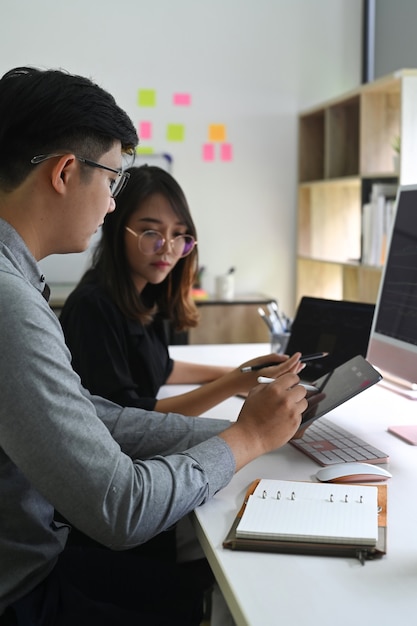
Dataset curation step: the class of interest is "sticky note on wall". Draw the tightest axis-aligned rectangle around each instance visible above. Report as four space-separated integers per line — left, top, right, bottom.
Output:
173 93 191 106
209 124 226 142
167 124 185 142
139 121 152 140
220 143 233 162
202 144 215 161
138 89 156 107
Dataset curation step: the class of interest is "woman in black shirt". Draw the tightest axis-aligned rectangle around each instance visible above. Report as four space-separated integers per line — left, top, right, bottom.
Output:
60 165 284 415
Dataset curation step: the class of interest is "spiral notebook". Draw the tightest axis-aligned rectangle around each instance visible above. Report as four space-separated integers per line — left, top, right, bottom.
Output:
224 479 387 563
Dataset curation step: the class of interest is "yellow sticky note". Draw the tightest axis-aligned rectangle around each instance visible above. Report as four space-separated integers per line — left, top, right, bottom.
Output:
138 89 156 107
136 146 155 154
167 124 185 142
209 124 226 142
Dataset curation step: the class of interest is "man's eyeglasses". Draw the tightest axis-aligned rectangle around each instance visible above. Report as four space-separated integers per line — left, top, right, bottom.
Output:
125 227 197 258
30 154 130 198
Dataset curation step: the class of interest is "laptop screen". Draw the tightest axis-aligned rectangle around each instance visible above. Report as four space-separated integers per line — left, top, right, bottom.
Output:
285 297 375 381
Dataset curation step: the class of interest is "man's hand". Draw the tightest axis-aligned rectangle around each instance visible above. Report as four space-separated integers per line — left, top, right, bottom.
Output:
219 357 308 471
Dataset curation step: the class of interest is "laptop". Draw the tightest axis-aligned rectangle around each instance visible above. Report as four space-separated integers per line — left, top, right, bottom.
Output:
285 296 375 382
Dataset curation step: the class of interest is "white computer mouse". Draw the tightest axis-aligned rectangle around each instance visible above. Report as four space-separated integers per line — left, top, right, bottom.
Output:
315 462 392 483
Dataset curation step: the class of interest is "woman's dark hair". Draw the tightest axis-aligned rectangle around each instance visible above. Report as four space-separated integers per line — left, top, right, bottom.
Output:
83 165 199 331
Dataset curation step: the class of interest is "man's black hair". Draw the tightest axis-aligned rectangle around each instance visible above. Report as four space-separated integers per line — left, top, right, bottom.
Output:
0 66 138 189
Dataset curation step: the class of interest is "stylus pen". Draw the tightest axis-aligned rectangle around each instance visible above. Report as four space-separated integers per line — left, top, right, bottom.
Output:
317 370 332 393
257 376 319 392
240 352 329 373
300 351 329 363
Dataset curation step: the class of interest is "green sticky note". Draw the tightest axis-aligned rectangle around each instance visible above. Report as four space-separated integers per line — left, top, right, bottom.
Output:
136 146 155 154
166 124 185 142
138 89 156 107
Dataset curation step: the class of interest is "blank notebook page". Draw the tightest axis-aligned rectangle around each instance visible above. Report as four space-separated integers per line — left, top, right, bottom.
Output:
236 479 378 545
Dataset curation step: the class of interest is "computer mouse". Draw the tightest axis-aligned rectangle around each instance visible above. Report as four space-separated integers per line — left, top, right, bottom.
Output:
315 462 392 483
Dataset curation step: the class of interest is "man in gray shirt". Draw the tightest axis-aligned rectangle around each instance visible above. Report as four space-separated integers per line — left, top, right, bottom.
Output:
0 66 307 625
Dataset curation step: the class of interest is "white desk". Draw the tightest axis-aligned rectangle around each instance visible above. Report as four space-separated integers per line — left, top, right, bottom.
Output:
164 344 417 626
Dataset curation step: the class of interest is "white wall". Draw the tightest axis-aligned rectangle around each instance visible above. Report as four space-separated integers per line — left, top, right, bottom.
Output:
0 0 362 316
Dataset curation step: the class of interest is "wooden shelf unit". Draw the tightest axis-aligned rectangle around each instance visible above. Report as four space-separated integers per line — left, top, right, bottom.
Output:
296 69 417 305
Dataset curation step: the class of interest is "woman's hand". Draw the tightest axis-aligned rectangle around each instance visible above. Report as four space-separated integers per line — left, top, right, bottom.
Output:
231 352 304 394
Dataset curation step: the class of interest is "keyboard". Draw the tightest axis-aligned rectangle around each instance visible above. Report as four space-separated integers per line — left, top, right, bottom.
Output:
290 418 389 466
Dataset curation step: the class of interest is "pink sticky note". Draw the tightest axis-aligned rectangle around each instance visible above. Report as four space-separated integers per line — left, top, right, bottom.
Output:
202 144 215 162
173 93 191 106
220 143 233 162
139 121 152 140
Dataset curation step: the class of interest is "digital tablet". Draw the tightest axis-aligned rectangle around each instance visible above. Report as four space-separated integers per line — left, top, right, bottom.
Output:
298 354 382 431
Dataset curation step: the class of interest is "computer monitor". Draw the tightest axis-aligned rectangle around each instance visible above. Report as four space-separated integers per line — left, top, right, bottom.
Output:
366 184 417 399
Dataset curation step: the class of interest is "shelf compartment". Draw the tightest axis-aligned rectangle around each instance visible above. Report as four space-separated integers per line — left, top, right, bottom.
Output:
298 110 325 182
342 265 382 303
296 258 344 302
325 96 360 179
360 89 400 176
296 259 381 305
297 179 361 263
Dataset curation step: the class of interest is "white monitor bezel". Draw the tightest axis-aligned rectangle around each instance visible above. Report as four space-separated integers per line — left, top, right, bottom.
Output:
366 183 417 398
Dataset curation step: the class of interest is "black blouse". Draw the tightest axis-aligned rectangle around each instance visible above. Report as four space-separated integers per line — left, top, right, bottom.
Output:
59 279 174 410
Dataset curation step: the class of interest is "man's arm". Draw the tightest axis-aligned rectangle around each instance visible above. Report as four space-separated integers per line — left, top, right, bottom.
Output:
1 275 306 549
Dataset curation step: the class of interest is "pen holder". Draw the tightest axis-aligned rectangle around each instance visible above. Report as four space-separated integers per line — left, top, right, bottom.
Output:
270 331 290 354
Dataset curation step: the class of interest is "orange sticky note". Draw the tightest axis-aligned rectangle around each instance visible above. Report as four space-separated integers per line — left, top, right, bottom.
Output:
209 124 226 142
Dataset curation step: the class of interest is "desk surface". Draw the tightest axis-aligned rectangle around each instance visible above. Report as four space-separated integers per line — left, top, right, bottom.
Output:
164 343 417 626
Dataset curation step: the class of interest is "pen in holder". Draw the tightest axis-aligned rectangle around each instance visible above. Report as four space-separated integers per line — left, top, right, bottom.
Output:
257 303 291 352
270 331 290 354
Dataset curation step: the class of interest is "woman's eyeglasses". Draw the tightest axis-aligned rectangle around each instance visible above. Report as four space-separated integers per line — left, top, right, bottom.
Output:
125 227 197 258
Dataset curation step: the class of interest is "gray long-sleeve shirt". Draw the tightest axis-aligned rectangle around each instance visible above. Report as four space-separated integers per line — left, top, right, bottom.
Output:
0 218 234 612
